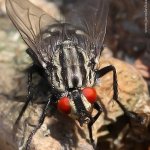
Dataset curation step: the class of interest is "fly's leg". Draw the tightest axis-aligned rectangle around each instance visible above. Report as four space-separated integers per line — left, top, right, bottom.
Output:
88 102 103 146
13 65 34 134
95 65 143 123
25 99 51 150
13 65 43 133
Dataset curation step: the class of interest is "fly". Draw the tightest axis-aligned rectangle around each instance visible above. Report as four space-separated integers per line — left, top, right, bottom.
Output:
6 0 143 149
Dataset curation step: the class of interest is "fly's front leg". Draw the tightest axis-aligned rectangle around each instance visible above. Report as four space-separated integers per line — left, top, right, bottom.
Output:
88 102 103 145
95 65 143 123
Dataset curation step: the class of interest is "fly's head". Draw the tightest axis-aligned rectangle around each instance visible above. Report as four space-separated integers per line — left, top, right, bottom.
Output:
57 87 97 126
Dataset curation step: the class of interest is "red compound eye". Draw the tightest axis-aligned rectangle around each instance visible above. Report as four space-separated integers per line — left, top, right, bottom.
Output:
82 87 97 103
57 97 71 114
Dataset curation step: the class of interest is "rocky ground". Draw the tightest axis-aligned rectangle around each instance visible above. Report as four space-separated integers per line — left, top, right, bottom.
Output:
0 0 150 150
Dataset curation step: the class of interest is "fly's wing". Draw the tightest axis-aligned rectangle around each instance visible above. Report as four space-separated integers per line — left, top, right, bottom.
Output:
6 0 109 66
6 0 60 67
66 0 110 60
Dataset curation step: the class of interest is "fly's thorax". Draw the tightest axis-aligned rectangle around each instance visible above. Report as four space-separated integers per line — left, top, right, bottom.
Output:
45 40 97 92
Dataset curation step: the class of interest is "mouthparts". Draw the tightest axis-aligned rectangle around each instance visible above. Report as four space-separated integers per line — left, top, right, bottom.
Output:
78 111 92 126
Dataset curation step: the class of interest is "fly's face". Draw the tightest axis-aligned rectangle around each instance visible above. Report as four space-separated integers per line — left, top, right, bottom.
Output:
57 87 97 125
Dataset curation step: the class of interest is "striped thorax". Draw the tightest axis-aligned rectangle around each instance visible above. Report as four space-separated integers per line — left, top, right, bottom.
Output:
47 39 96 92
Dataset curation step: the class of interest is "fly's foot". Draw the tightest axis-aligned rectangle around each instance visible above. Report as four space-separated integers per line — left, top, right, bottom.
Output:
127 111 145 125
90 139 96 149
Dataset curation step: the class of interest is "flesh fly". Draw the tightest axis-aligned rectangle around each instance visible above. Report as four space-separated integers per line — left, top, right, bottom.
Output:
6 0 143 149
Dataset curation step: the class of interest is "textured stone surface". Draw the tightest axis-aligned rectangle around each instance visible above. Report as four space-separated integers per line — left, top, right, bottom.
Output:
0 17 150 149
94 57 150 150
0 1 150 149
0 42 150 150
